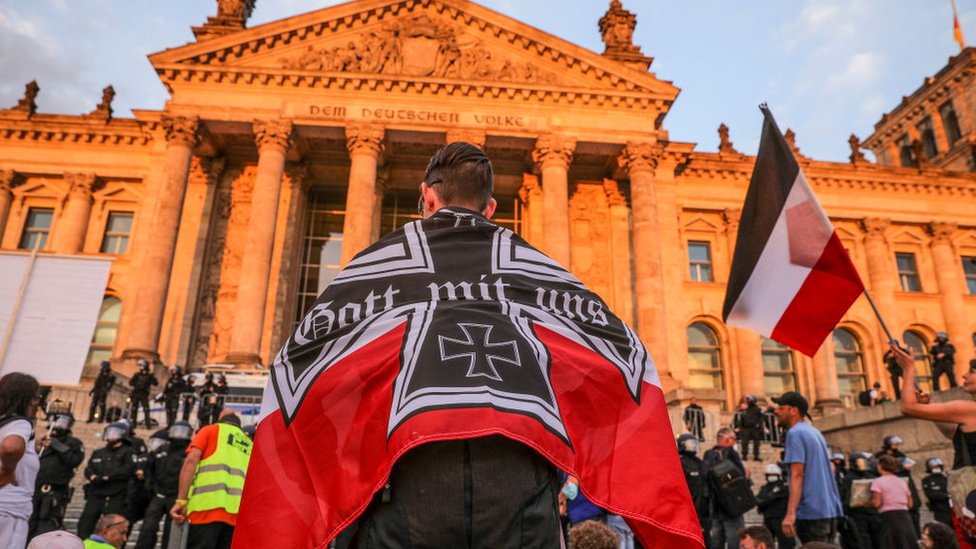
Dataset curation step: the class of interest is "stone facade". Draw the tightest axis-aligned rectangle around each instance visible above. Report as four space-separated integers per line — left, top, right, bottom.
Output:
1 0 976 414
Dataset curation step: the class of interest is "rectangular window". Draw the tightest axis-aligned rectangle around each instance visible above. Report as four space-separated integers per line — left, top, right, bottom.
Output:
688 241 713 282
99 212 133 254
18 207 54 250
917 117 938 158
897 134 915 167
964 256 976 295
896 252 922 292
940 101 963 145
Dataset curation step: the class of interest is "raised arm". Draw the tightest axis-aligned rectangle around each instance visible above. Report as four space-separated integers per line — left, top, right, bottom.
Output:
897 343 976 428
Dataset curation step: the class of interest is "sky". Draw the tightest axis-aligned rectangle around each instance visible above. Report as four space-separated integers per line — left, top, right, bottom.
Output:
0 0 971 162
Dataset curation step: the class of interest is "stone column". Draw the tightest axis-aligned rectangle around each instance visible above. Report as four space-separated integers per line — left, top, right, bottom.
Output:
0 170 15 242
619 142 673 386
724 207 766 400
51 173 99 254
124 115 199 360
518 174 543 246
604 179 634 326
227 119 293 366
811 345 843 412
532 135 576 267
370 168 389 244
929 222 975 362
861 217 898 385
340 124 384 267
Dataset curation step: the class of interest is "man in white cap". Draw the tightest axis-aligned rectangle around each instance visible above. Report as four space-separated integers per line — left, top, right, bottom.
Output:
27 530 84 549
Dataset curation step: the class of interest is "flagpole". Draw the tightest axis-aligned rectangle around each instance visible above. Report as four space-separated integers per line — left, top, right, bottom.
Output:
862 288 897 344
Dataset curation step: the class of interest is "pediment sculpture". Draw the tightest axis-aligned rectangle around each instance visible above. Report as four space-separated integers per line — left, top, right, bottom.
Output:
279 14 556 84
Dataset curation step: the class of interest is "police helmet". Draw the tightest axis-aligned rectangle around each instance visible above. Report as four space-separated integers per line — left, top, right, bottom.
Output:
137 358 150 369
883 435 903 449
831 452 846 464
205 372 214 381
168 421 192 442
148 428 169 452
745 394 757 405
677 433 699 455
926 457 945 472
100 360 111 370
170 365 183 376
764 464 783 477
51 413 74 433
851 452 874 471
218 374 227 384
936 332 949 341
103 422 127 443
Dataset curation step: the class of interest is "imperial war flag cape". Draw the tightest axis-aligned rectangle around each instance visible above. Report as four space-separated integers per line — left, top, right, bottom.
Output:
235 207 703 548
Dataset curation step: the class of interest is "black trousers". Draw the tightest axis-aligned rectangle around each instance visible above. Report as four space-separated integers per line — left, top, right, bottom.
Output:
88 394 108 422
932 363 958 391
77 492 127 540
182 396 195 421
795 518 836 545
28 487 69 540
165 400 179 427
763 516 794 549
739 428 761 460
130 394 152 427
188 521 235 549
347 436 561 549
134 494 175 549
889 373 903 399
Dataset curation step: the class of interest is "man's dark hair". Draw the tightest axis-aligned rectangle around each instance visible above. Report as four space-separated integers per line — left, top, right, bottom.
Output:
736 525 774 547
923 521 960 549
0 372 39 417
423 142 493 211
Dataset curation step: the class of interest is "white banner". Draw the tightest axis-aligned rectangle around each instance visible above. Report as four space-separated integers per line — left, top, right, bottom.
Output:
0 252 112 385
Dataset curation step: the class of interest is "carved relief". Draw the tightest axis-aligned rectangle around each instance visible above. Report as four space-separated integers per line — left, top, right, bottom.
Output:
603 179 627 207
848 134 868 164
254 119 293 152
279 14 556 85
618 141 662 174
718 123 739 155
89 85 115 121
346 124 385 156
723 207 742 234
569 184 613 304
784 128 802 157
598 0 651 67
161 115 201 147
0 170 17 194
7 81 39 116
861 217 891 240
928 222 958 245
532 135 576 169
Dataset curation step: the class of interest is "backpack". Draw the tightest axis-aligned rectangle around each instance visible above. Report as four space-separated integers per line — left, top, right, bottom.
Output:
857 390 872 407
707 451 757 517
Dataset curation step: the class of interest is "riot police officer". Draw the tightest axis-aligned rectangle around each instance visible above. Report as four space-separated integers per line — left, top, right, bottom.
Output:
831 452 851 508
213 374 230 424
676 434 707 539
756 464 793 549
121 419 152 537
931 332 957 391
129 359 158 428
181 371 197 421
27 413 84 539
922 457 952 528
88 361 116 423
161 365 186 427
848 451 881 549
197 372 218 426
134 421 191 549
77 422 137 540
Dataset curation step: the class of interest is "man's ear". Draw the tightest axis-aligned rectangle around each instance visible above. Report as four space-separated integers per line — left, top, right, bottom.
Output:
482 197 497 219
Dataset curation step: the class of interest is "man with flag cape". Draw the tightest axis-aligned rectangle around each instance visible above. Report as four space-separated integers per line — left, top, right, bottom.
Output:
234 142 702 548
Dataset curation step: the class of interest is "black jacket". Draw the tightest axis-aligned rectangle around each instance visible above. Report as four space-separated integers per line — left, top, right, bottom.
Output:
922 473 951 513
162 376 187 402
931 342 956 368
84 443 136 496
147 441 189 497
756 479 789 520
36 432 85 488
679 453 707 519
129 372 158 397
92 371 116 396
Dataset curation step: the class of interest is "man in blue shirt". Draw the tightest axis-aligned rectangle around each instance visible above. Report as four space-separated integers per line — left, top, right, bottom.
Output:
773 391 843 544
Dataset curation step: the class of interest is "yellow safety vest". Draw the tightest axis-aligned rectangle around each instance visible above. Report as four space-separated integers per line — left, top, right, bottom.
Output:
84 539 116 549
186 422 252 516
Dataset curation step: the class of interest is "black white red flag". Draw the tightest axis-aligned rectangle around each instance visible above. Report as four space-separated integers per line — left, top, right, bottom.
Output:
723 107 865 356
234 208 703 548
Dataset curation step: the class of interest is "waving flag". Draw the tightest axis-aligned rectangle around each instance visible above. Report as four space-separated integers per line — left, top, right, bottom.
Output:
953 0 967 50
723 107 865 356
235 208 703 548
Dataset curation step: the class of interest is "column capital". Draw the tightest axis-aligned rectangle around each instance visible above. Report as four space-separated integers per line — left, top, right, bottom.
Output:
723 207 742 233
618 141 663 174
345 124 385 157
602 179 628 207
928 221 959 245
446 129 487 149
254 119 294 153
861 217 891 239
161 115 201 147
0 169 16 194
64 173 100 202
532 135 576 169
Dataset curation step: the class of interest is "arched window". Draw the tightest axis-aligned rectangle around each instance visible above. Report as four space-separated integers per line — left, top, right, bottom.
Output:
833 329 867 402
903 331 933 393
85 296 121 366
687 323 724 390
761 337 797 396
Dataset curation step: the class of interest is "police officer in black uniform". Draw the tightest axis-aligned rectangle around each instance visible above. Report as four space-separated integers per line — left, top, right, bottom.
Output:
212 374 229 424
181 371 197 421
77 422 137 540
676 434 707 542
848 451 881 549
197 372 218 426
88 361 116 423
129 359 158 428
831 452 851 508
121 418 152 537
27 413 85 539
737 395 763 461
922 457 952 528
883 345 908 400
931 332 958 391
134 421 192 549
756 463 794 549
161 365 186 427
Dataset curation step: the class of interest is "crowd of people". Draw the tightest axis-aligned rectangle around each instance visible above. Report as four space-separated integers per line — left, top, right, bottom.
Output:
0 370 253 549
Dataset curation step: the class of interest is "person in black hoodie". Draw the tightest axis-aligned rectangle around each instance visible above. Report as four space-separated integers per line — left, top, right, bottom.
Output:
76 422 136 540
129 359 158 428
756 463 793 549
134 421 191 549
921 457 952 528
28 413 85 539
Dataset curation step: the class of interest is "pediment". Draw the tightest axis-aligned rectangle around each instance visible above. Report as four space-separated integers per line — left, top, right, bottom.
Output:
682 216 721 232
150 0 679 99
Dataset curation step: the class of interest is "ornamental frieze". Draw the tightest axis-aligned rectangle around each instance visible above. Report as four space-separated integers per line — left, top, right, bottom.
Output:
279 14 556 85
